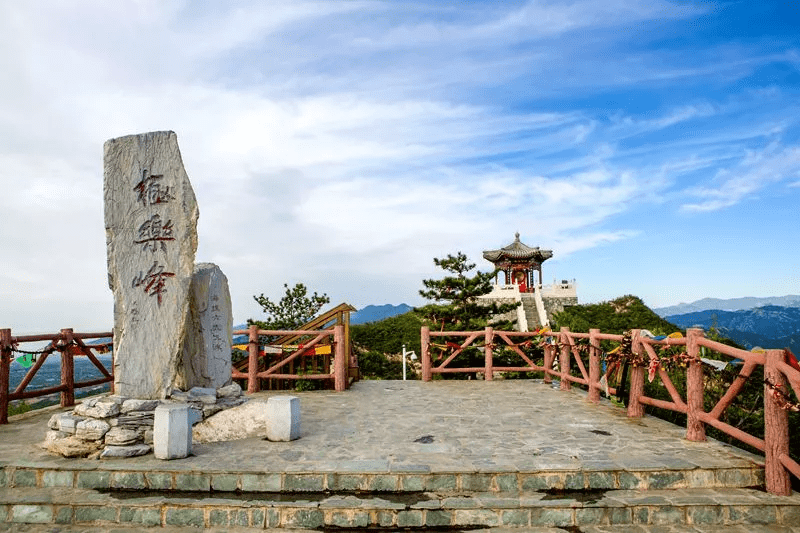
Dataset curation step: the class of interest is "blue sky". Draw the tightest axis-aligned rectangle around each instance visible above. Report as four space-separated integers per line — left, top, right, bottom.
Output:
1 1 798 333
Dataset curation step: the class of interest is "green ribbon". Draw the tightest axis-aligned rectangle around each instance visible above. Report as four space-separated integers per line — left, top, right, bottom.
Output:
15 354 35 368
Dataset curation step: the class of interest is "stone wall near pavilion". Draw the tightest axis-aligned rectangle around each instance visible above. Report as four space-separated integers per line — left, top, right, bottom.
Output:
541 295 579 318
478 285 525 329
479 280 579 332
540 280 578 320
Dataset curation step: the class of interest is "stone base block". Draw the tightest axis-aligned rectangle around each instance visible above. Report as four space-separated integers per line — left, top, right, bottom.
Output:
265 396 301 442
154 404 192 460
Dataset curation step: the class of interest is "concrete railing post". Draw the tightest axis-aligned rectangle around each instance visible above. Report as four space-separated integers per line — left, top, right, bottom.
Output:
589 328 601 404
559 327 571 391
764 349 792 495
484 326 493 381
685 328 706 441
247 324 260 394
60 328 75 407
627 329 645 418
334 325 346 391
421 326 431 381
0 328 11 424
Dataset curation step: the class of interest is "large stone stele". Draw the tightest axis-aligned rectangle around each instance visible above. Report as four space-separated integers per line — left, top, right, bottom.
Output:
175 263 233 390
104 131 199 399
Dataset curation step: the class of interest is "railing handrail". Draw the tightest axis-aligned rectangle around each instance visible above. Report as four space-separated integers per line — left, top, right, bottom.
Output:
7 332 113 343
420 324 800 496
233 328 331 336
234 324 349 393
0 327 115 425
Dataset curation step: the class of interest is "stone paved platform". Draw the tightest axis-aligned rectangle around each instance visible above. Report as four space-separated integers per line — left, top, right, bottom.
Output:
0 380 768 485
2 379 799 530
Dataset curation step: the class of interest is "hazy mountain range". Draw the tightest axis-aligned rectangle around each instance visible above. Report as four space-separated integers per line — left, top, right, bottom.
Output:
232 304 413 335
665 305 800 354
653 295 800 317
349 298 800 353
351 304 413 325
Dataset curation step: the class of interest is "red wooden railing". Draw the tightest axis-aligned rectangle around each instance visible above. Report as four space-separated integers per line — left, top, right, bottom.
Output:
1 322 352 422
421 325 800 496
0 328 113 424
231 325 349 393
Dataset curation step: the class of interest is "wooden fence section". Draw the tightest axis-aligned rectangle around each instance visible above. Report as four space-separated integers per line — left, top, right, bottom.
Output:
0 328 113 424
231 325 349 393
421 325 800 496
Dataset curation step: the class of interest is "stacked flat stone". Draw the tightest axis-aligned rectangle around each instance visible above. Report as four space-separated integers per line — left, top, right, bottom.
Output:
169 383 246 425
42 383 247 459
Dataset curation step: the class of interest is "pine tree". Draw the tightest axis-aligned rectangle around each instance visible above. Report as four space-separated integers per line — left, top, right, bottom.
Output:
416 252 518 331
249 283 330 331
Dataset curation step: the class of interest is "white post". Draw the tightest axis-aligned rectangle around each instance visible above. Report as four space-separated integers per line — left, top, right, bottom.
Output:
402 345 417 381
402 344 407 381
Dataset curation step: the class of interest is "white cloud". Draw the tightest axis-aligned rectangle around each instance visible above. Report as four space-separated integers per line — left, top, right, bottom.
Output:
551 230 641 256
1 1 799 331
681 145 800 212
611 103 719 135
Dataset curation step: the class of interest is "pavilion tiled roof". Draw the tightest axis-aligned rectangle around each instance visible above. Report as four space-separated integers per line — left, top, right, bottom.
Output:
482 233 553 263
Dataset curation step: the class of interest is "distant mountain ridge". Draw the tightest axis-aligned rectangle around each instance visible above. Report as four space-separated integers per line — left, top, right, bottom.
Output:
351 304 412 325
232 304 413 336
665 305 800 353
653 295 800 317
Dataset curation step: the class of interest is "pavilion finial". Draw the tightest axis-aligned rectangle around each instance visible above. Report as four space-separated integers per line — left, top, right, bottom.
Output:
514 232 520 241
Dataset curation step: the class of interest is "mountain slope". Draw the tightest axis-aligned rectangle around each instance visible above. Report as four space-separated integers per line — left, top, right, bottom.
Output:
553 295 680 335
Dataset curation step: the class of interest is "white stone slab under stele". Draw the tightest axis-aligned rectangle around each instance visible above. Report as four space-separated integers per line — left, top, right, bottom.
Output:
265 396 301 442
192 399 268 443
154 404 192 460
104 131 199 400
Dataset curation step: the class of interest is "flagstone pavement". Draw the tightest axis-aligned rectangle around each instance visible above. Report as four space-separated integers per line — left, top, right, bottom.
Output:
1 379 796 532
0 379 766 476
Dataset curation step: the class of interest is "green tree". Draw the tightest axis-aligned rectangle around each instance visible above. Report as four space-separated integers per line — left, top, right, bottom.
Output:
249 283 330 331
358 350 405 380
416 252 520 377
351 312 423 380
351 312 423 355
416 252 518 331
243 283 331 390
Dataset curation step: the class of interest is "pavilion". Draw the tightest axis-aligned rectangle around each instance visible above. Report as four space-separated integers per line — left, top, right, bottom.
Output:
482 233 553 292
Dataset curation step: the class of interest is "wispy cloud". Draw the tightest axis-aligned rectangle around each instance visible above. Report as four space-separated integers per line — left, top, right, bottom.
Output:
682 144 800 212
1 1 799 329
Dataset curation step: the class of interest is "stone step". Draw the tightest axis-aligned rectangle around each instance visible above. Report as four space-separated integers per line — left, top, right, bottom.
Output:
1 524 565 533
2 526 799 533
0 464 766 494
2 486 798 529
581 527 800 533
519 295 542 329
